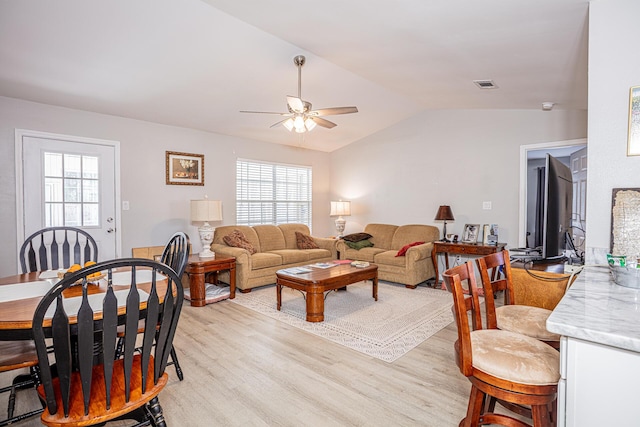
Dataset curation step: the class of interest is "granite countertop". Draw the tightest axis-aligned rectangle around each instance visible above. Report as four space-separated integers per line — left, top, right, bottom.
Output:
546 266 640 353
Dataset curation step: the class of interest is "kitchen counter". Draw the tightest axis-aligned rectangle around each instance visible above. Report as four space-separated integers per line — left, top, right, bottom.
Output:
547 265 640 351
546 265 640 427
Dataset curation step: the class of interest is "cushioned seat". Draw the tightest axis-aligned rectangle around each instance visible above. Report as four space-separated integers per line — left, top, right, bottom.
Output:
373 250 407 267
251 252 283 269
341 247 385 262
471 329 560 385
496 305 560 341
269 249 310 264
304 248 333 260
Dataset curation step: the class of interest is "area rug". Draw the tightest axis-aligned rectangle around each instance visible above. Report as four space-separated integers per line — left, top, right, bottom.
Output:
229 281 454 363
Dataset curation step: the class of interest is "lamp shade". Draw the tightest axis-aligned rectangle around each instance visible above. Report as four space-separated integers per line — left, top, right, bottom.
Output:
434 205 455 221
330 201 351 217
191 199 223 222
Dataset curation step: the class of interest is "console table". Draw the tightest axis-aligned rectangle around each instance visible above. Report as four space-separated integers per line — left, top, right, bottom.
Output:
184 254 236 307
432 241 506 286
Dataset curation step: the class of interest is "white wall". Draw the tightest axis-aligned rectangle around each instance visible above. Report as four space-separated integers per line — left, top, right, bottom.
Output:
586 0 640 263
330 109 587 247
0 96 332 276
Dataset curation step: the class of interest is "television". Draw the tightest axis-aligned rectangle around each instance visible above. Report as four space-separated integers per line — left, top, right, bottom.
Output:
536 154 574 260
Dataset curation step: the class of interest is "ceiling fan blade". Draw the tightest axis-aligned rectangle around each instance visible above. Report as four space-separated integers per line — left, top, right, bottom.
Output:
310 106 358 116
310 116 337 129
286 96 305 114
269 118 290 128
240 110 291 115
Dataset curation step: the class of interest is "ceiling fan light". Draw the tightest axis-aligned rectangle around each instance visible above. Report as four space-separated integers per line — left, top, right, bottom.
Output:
304 118 316 131
282 118 294 131
293 116 305 132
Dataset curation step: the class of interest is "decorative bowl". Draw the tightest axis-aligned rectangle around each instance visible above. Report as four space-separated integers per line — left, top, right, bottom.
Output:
609 264 640 289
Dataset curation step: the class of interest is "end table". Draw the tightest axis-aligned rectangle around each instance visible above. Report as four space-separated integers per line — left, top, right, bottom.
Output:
185 254 236 307
432 242 507 286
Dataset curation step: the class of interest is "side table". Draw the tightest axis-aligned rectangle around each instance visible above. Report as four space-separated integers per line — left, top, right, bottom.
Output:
432 242 507 286
184 254 236 307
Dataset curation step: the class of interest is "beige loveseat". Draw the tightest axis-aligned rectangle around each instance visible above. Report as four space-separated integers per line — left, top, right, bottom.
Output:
210 224 337 292
336 223 439 288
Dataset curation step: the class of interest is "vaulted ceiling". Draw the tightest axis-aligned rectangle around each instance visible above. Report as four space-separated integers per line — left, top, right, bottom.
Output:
0 0 589 152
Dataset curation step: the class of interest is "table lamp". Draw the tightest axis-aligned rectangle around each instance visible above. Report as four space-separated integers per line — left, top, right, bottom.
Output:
190 197 223 258
434 205 455 242
330 200 351 238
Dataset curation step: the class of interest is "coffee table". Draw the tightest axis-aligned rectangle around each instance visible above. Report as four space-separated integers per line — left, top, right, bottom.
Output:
276 264 378 322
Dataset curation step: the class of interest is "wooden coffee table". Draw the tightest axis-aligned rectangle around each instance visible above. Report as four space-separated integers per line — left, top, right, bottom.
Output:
276 264 378 322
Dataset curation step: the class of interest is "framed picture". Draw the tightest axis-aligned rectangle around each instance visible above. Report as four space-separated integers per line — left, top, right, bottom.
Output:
628 86 640 156
166 151 204 186
462 224 480 243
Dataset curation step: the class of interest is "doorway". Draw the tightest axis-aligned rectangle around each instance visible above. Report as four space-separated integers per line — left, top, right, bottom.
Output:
518 138 587 252
15 130 121 266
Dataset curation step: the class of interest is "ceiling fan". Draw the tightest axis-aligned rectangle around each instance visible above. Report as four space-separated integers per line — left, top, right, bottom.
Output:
240 55 358 133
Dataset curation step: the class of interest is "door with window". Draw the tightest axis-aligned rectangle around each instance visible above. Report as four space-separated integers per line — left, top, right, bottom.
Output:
19 133 118 261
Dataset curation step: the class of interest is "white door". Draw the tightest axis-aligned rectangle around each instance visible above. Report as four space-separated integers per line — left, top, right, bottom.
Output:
18 132 119 262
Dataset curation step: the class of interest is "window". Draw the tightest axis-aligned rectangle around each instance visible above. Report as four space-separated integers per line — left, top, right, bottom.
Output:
236 159 312 228
43 152 100 227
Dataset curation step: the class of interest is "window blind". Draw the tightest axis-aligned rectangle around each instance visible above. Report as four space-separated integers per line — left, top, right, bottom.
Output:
236 159 312 228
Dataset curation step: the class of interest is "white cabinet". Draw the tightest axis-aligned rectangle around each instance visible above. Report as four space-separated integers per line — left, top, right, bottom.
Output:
559 336 640 427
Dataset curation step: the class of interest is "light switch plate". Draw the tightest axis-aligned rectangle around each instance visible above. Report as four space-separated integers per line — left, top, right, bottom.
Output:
482 201 492 210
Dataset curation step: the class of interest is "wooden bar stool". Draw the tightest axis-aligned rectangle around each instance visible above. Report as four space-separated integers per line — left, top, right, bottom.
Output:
476 250 562 349
443 261 559 427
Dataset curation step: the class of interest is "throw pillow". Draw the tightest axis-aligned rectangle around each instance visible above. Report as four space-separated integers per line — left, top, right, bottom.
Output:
395 241 425 257
223 229 257 254
342 232 373 242
295 231 319 249
345 239 374 250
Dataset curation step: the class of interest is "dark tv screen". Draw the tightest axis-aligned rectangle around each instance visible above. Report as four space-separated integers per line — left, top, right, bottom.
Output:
542 154 573 259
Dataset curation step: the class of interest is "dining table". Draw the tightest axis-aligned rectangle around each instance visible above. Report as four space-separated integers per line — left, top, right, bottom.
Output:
0 269 169 341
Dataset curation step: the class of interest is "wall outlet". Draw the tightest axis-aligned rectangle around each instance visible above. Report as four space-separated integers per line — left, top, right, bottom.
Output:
455 255 462 263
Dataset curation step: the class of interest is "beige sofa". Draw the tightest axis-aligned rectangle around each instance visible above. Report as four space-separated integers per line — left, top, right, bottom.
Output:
336 223 439 288
210 223 337 292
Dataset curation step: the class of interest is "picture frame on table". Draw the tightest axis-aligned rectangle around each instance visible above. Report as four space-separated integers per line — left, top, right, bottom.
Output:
166 151 204 186
628 86 640 156
462 224 480 243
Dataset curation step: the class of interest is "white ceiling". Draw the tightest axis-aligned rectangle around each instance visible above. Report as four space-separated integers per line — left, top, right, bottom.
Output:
0 0 589 152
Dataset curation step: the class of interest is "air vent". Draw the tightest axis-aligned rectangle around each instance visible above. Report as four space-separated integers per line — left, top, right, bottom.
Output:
473 80 498 89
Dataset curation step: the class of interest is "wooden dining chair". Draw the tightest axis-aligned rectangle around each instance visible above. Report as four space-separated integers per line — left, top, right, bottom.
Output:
476 250 561 349
443 261 560 427
19 227 98 273
0 341 43 425
116 232 190 381
31 258 184 427
156 232 190 381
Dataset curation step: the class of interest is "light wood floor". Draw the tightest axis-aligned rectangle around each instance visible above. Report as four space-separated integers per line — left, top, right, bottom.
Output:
2 291 478 426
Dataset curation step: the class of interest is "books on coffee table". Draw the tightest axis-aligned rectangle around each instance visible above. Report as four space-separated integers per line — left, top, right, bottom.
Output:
309 262 338 269
282 266 313 274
